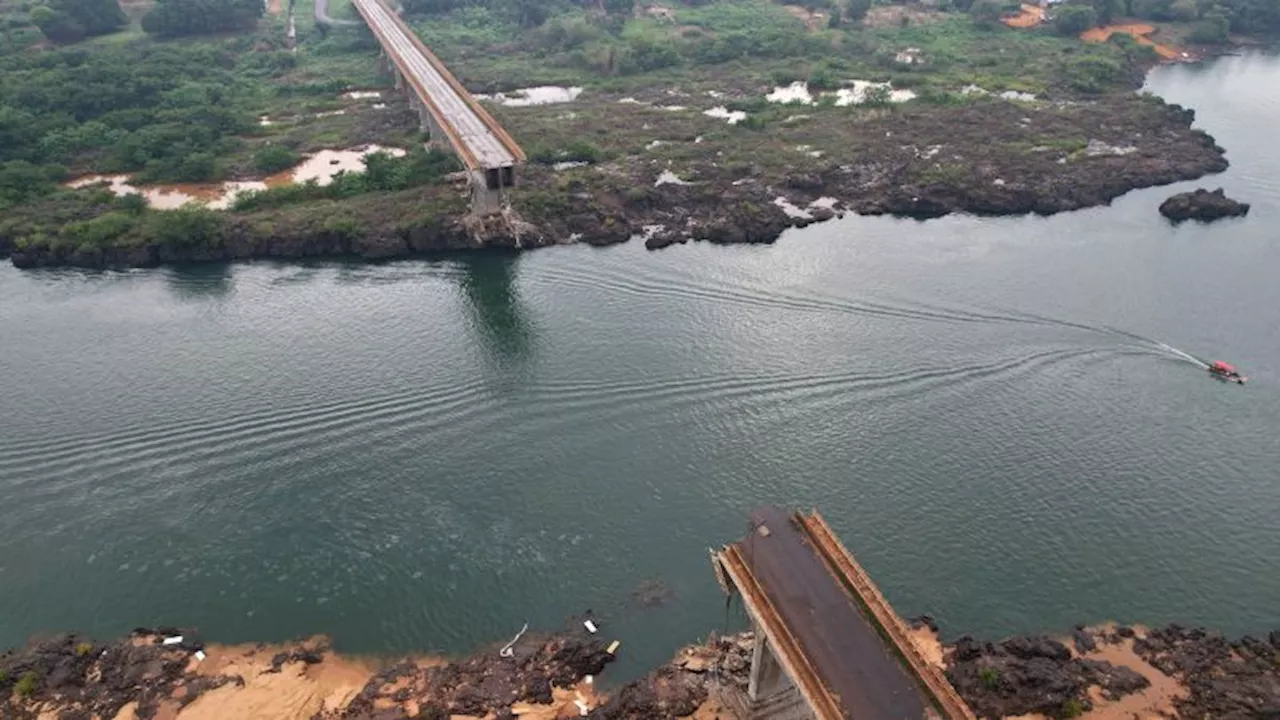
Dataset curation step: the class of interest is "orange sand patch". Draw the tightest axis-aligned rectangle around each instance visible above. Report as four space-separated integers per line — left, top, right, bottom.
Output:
688 692 732 720
908 625 946 671
510 682 601 719
1002 3 1045 28
1079 637 1185 720
176 639 379 720
267 0 282 14
1081 24 1179 59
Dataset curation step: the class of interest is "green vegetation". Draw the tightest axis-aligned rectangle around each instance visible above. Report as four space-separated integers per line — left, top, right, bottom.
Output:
1052 5 1098 35
0 42 263 204
978 666 1000 690
1093 0 1280 39
968 0 1008 27
231 148 460 211
142 0 264 36
14 670 40 698
1061 697 1085 718
74 641 95 657
253 145 303 174
29 0 126 42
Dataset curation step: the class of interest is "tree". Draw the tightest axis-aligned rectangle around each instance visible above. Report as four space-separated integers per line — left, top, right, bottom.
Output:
827 4 843 27
969 0 1005 27
29 0 126 42
1052 4 1098 33
29 5 85 42
64 0 127 35
1168 0 1198 19
847 0 871 22
143 0 264 36
504 0 551 27
1190 8 1230 40
1088 0 1126 24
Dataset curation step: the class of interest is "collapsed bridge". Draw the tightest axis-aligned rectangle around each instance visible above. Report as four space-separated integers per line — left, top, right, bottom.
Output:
351 0 525 215
712 508 979 720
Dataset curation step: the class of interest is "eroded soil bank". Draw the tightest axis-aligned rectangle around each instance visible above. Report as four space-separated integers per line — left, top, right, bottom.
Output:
3 621 1277 719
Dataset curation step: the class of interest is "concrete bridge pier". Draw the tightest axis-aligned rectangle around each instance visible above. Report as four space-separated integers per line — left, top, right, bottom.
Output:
735 623 811 720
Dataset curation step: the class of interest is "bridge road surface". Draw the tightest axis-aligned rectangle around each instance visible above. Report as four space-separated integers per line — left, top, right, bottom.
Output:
740 507 931 720
351 0 517 170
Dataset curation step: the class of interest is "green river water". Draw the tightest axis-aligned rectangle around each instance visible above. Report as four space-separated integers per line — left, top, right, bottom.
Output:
1 53 1278 678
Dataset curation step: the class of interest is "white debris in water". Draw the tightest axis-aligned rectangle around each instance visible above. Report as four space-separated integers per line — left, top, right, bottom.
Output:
732 178 753 186
371 103 387 110
795 144 823 158
993 178 1006 186
1085 139 1138 157
706 90 725 98
784 114 811 124
568 232 583 242
618 97 643 104
658 105 687 111
553 161 589 170
478 86 583 107
916 145 943 159
999 90 1037 102
961 84 988 95
766 82 814 105
694 136 703 143
809 196 839 209
258 115 274 126
314 109 347 118
558 111 579 120
655 170 690 186
773 196 813 219
704 106 746 124
646 140 665 149
342 90 382 99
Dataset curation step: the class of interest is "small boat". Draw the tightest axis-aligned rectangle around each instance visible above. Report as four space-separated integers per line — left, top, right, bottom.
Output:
1208 360 1246 385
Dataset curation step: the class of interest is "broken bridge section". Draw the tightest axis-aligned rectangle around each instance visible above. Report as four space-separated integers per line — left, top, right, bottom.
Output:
712 507 978 720
351 0 525 215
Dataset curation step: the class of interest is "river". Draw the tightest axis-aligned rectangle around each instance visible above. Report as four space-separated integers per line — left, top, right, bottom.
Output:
1 53 1277 678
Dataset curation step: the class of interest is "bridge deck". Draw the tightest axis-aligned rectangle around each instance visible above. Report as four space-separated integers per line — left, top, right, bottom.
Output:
351 0 520 171
716 508 978 720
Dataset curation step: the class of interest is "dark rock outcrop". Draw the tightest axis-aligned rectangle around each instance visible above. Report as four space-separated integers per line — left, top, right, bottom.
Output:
1159 187 1250 222
339 630 614 719
1134 624 1280 719
946 634 1149 718
589 632 751 720
0 628 227 720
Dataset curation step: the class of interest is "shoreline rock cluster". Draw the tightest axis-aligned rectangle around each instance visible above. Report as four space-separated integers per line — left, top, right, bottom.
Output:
1 95 1232 270
1159 187 1251 222
4 621 1278 719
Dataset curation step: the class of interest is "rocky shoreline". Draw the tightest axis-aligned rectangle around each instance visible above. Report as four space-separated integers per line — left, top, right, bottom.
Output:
1 93 1230 270
3 620 1277 719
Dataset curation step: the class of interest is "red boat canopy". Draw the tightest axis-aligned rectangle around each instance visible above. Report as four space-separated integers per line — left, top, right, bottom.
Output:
1211 361 1237 372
